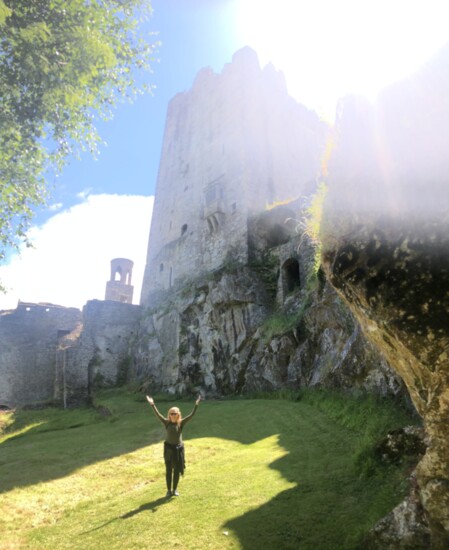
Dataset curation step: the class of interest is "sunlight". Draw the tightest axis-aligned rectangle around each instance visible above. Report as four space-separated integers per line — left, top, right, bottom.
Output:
235 0 449 121
0 421 47 444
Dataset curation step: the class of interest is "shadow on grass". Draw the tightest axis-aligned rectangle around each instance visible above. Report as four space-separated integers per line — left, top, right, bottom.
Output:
0 398 244 495
0 398 408 549
193 400 405 550
0 411 157 494
80 496 170 535
0 399 241 495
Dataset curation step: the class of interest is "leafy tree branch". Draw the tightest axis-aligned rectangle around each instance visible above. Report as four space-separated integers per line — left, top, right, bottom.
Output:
0 0 158 267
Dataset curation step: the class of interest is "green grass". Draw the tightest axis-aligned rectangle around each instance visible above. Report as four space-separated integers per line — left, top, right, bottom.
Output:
0 390 418 549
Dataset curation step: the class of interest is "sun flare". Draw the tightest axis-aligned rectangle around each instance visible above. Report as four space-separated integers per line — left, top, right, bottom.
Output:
236 0 449 121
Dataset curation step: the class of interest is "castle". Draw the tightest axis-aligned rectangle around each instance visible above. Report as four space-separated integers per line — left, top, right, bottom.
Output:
140 47 327 305
2 43 448 545
0 48 395 408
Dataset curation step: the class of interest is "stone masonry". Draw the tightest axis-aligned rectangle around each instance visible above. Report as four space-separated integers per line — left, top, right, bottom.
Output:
0 302 82 407
140 47 327 306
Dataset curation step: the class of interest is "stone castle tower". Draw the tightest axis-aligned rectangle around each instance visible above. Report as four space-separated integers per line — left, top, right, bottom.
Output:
140 47 327 306
105 258 134 303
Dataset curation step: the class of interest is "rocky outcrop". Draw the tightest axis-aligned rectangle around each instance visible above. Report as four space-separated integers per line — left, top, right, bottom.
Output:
322 43 449 548
133 221 403 401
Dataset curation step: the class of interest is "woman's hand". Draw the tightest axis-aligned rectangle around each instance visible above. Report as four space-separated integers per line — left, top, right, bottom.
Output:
146 395 154 406
195 395 202 406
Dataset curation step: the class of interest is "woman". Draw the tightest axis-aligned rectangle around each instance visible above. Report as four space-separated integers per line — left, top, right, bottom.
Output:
146 395 201 497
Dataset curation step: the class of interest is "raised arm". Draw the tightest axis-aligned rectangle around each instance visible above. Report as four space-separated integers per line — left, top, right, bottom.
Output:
146 395 167 426
181 395 201 427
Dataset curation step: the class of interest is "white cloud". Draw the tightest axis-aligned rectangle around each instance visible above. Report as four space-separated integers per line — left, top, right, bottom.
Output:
47 202 63 211
77 188 93 200
0 194 154 311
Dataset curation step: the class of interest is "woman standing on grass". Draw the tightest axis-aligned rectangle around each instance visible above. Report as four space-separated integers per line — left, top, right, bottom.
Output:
146 395 201 497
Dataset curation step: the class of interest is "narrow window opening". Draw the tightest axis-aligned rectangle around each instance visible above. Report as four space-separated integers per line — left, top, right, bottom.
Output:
282 258 301 294
181 224 188 236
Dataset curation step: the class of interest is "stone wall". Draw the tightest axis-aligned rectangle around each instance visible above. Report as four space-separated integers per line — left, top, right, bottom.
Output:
0 302 82 407
0 300 142 408
61 300 142 405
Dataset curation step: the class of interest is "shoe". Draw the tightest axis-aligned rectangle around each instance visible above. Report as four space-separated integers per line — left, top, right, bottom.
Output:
173 490 180 496
166 490 172 498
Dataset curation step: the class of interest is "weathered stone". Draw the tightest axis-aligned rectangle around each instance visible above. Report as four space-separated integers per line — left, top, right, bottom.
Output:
62 300 142 404
374 426 427 465
140 47 328 306
134 221 403 402
365 482 431 549
0 302 81 407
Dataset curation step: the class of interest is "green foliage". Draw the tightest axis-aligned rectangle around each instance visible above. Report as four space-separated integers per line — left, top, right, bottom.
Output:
297 388 421 477
248 252 279 300
260 289 313 341
0 0 158 263
305 182 327 244
293 182 328 286
260 311 301 340
304 182 327 280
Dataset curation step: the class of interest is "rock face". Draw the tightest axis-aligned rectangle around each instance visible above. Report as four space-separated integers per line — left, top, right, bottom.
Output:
134 210 403 401
322 43 449 547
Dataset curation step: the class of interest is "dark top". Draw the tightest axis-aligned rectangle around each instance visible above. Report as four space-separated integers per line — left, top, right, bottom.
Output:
151 403 198 445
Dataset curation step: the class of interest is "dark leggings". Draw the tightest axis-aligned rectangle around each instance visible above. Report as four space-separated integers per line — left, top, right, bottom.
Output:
165 459 180 491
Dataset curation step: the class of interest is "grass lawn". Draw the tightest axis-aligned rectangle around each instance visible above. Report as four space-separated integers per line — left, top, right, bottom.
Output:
0 390 416 549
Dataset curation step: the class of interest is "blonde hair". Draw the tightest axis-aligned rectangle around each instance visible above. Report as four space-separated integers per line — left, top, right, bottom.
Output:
167 406 182 426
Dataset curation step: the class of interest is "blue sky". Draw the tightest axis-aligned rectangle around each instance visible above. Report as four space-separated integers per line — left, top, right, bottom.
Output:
36 0 243 222
1 0 449 310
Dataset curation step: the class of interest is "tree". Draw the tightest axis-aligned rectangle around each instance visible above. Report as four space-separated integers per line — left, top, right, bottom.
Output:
0 0 158 269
